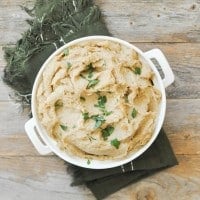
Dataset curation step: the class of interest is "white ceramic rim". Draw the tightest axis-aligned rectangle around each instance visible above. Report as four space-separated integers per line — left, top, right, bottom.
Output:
31 35 167 169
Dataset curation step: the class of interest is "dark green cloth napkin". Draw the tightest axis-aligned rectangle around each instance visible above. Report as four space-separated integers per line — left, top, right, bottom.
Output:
68 129 178 199
3 0 109 105
3 1 178 200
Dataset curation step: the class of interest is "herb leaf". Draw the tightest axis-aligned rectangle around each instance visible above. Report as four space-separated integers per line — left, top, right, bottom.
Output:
87 79 99 89
55 100 63 110
131 108 137 118
87 63 95 78
134 67 141 75
102 109 113 116
111 138 120 149
95 96 107 109
67 62 72 69
82 112 90 121
91 115 106 128
124 94 129 103
63 48 69 56
102 126 114 140
87 159 91 165
60 124 68 131
95 95 112 116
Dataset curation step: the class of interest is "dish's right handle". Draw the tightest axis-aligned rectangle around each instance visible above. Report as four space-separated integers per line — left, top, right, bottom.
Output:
25 118 52 155
144 48 175 88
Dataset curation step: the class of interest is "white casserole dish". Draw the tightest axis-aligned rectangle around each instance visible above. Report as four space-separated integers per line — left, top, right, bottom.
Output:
25 36 174 169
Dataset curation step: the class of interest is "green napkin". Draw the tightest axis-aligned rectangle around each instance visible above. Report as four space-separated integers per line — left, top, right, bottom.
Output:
3 0 109 105
68 129 178 199
3 1 178 200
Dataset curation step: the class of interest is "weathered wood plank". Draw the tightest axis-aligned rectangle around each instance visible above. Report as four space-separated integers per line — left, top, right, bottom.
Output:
0 4 31 45
0 0 199 44
164 99 200 134
96 0 200 43
0 155 199 200
0 130 199 157
0 157 94 200
1 43 200 100
0 101 29 135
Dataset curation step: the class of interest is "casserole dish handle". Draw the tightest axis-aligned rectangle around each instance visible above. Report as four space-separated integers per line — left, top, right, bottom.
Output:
25 118 52 155
144 48 174 88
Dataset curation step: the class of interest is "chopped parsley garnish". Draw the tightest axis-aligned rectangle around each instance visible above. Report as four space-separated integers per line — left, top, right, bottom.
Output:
54 100 63 110
60 124 68 131
67 62 72 69
124 93 129 103
134 67 141 75
94 95 112 116
87 159 91 165
80 64 99 89
80 96 86 101
62 48 69 56
111 138 120 149
95 95 107 109
131 108 137 118
102 126 114 140
87 79 100 89
101 109 113 116
82 112 90 121
87 63 95 78
91 115 106 128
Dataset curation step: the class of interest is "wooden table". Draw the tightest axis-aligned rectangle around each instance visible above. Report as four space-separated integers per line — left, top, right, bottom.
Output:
0 1 200 199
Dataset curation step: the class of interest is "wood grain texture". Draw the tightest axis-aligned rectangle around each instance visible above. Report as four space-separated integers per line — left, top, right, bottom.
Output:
0 130 199 157
96 0 200 43
0 156 199 200
0 0 200 199
0 0 200 44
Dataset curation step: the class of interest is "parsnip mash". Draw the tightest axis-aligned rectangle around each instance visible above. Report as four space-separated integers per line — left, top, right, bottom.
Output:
36 40 161 160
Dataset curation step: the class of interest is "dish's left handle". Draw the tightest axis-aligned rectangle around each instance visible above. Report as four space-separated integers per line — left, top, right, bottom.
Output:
25 118 52 155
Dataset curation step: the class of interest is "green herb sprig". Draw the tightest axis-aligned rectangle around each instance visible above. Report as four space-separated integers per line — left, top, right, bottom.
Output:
87 63 95 79
87 159 91 165
87 79 99 89
111 138 120 149
91 114 106 128
94 95 112 116
94 95 107 109
82 112 90 121
60 124 68 131
102 126 114 140
62 48 69 57
80 63 100 89
134 67 141 75
67 62 72 69
131 108 137 118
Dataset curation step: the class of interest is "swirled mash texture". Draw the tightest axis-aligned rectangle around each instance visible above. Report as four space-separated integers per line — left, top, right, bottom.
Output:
36 40 161 160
